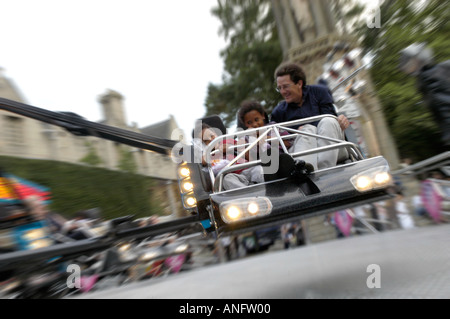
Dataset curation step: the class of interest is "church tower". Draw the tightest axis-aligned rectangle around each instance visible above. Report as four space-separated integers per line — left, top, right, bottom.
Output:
98 89 127 128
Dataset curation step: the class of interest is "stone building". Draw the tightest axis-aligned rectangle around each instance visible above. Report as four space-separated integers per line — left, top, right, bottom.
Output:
0 68 184 217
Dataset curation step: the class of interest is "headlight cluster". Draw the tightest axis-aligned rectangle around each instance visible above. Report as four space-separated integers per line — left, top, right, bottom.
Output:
220 197 272 224
350 166 393 192
138 250 159 262
22 227 53 250
177 163 197 210
23 228 46 241
27 238 53 250
138 243 189 262
174 243 189 254
23 228 53 249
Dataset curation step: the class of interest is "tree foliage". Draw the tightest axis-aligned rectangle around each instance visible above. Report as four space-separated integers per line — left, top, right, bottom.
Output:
355 0 450 160
329 0 366 34
205 0 282 126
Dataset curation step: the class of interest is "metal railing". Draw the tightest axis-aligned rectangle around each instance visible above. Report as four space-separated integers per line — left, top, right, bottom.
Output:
203 115 365 192
392 151 450 176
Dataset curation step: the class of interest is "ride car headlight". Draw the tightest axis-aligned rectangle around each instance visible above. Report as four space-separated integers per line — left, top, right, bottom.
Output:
226 206 241 220
27 238 53 250
178 166 191 179
139 251 159 262
350 166 393 192
220 197 272 224
118 243 131 252
354 175 372 191
374 171 391 186
182 193 197 210
23 229 46 241
247 202 259 215
175 243 189 254
181 181 194 193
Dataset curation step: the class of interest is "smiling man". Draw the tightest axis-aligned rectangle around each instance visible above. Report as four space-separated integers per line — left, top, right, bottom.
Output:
271 62 350 170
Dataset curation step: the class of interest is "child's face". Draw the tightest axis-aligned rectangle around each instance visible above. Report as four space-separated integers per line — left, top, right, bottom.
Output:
202 128 218 145
243 110 265 129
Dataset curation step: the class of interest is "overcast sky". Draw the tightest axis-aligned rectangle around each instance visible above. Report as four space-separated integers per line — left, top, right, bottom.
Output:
0 0 226 142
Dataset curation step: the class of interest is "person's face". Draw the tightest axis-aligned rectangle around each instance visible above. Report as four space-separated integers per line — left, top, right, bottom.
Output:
276 75 303 104
202 128 217 146
243 110 266 129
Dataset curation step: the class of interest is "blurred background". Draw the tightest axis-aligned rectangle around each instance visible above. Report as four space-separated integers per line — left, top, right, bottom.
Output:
0 0 449 298
0 0 448 227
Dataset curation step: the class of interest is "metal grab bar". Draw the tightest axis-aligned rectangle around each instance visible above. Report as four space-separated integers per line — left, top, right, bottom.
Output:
392 151 450 176
203 115 364 192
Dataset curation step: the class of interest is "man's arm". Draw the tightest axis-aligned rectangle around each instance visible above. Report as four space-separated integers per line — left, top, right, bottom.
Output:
317 85 350 131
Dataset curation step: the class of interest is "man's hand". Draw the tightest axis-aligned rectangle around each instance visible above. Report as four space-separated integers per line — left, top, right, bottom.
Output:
337 114 350 131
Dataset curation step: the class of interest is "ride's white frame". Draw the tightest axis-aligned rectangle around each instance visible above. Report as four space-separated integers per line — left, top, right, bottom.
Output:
204 115 365 192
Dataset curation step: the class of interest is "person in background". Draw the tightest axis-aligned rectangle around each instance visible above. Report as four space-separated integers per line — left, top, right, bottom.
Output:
411 194 428 218
23 195 67 234
61 209 101 240
399 43 450 147
395 189 415 230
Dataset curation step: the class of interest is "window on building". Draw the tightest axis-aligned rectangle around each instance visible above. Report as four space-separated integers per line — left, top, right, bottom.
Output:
4 115 25 146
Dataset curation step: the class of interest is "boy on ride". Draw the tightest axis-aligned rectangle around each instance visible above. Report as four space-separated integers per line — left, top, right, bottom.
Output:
196 122 264 190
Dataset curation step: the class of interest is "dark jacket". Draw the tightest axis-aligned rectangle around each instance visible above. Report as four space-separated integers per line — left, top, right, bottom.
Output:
417 60 450 145
270 85 337 127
